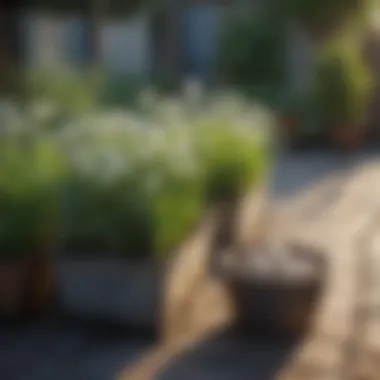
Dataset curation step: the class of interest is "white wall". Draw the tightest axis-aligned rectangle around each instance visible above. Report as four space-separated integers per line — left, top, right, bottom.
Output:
101 13 151 77
21 11 152 77
25 12 68 68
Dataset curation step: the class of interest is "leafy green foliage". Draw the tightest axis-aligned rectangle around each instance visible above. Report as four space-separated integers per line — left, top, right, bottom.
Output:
56 94 270 259
0 93 270 260
313 36 372 128
277 0 367 32
100 74 144 108
218 14 286 88
276 90 324 135
26 68 101 117
0 138 64 259
28 0 145 16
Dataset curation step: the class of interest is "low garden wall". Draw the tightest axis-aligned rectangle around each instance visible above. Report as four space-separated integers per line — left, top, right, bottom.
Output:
57 184 266 336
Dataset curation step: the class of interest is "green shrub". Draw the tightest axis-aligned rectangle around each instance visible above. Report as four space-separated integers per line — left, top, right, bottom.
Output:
277 0 368 33
313 36 372 128
218 13 286 88
100 74 144 108
194 118 269 202
0 93 270 260
57 95 270 259
0 137 64 259
26 68 100 116
276 90 324 135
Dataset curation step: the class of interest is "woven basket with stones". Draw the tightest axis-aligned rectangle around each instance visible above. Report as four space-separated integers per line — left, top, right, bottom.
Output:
220 242 327 339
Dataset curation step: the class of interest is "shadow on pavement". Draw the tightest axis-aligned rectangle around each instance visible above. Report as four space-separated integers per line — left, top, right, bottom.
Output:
156 328 299 380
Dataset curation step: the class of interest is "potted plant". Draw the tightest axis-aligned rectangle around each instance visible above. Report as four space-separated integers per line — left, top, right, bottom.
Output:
0 138 63 317
314 36 372 151
220 242 327 339
276 92 307 142
275 91 324 149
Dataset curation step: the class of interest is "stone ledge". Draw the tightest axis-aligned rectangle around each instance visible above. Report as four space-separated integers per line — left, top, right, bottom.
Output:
57 260 163 331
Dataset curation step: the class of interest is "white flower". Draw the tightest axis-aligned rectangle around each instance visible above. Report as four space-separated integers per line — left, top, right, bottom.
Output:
28 100 57 122
145 173 162 193
138 87 158 111
182 77 204 105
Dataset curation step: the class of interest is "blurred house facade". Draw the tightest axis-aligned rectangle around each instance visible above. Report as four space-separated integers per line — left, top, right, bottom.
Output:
4 2 379 93
18 11 151 77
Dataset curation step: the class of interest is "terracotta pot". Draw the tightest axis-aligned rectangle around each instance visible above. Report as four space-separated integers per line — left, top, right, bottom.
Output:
278 115 299 141
25 255 55 316
0 262 29 316
0 255 55 317
329 126 365 151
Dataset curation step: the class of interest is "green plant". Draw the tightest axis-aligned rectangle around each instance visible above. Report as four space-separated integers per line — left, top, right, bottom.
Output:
218 13 286 89
26 68 101 116
57 95 270 259
0 138 64 259
100 74 144 108
313 36 372 128
277 0 369 34
276 91 323 135
195 119 268 202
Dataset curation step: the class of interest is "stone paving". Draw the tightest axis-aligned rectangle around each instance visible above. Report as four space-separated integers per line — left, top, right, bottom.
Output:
0 320 151 380
123 151 380 380
3 152 380 380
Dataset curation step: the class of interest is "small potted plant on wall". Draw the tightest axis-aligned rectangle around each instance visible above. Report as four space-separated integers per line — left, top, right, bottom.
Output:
277 93 302 142
0 138 63 318
275 91 324 150
314 36 372 151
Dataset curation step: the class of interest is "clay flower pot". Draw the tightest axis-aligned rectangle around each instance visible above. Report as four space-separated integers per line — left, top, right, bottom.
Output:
25 253 55 316
0 261 29 316
221 242 327 339
329 126 366 152
0 250 55 318
278 115 299 140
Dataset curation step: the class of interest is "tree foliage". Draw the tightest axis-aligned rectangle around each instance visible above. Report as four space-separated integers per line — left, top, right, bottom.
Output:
218 11 287 88
313 35 372 127
27 0 146 16
277 0 370 34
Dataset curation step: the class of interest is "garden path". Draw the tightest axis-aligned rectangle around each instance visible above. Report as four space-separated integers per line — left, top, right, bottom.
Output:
123 151 380 380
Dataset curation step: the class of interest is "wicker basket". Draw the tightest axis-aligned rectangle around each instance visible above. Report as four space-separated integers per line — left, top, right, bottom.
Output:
223 243 327 339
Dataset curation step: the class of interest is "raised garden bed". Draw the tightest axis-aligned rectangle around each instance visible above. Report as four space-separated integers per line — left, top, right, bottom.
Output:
0 95 271 337
0 139 62 318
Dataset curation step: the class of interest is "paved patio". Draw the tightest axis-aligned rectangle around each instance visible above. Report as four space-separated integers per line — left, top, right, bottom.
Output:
2 151 380 380
0 320 151 380
123 151 380 380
